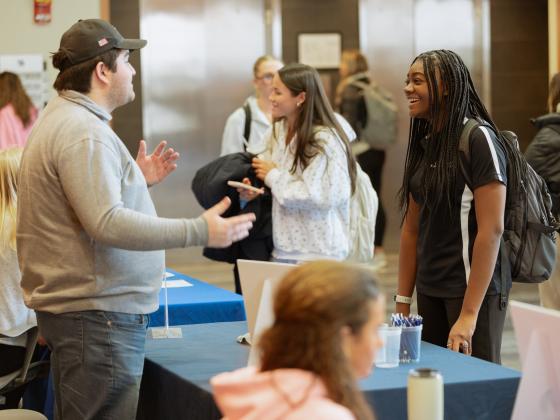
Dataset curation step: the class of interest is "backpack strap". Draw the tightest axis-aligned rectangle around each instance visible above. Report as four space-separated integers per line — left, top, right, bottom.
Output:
242 101 252 151
499 241 509 310
349 80 369 91
458 118 481 169
459 118 509 310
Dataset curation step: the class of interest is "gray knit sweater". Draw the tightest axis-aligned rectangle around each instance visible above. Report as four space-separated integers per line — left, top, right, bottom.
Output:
17 90 208 315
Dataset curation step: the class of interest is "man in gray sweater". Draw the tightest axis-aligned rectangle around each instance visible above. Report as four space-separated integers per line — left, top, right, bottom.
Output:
16 19 255 420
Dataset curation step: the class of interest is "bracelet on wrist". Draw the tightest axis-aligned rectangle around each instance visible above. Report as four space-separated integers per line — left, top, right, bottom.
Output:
393 294 413 304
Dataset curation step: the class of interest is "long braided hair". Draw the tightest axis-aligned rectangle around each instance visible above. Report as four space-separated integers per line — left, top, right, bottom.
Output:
398 49 524 219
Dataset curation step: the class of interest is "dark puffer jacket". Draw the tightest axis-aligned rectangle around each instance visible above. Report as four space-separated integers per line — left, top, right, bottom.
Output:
525 113 560 214
191 152 273 263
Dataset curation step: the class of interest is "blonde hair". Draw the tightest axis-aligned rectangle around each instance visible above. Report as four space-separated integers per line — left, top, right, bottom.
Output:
0 147 23 251
259 260 379 420
252 55 281 77
341 49 369 76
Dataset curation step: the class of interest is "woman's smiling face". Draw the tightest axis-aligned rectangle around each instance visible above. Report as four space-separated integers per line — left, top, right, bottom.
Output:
404 59 431 120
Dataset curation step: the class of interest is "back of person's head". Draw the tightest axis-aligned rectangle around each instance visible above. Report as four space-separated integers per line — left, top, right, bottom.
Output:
0 147 23 251
51 18 146 93
276 63 357 191
0 72 34 126
340 49 369 77
548 72 560 113
259 260 381 420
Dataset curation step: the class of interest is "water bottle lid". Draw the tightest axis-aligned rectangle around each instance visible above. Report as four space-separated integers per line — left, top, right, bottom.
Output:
408 368 441 378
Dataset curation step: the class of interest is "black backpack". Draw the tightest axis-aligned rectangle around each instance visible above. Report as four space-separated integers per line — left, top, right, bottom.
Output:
459 119 558 296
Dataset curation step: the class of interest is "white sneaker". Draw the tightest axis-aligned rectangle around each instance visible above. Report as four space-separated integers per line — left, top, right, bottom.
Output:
370 252 388 272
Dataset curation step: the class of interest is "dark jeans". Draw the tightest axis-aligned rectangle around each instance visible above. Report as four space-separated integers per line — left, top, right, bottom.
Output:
37 310 148 420
0 344 26 409
417 293 507 363
357 148 386 246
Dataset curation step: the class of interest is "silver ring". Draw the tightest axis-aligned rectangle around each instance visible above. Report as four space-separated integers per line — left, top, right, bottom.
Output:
463 341 469 348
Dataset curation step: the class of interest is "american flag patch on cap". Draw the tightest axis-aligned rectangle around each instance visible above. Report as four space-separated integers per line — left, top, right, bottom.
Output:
98 38 109 47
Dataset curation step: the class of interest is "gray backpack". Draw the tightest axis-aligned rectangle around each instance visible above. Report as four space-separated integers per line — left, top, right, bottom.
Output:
347 163 378 263
459 119 558 296
352 81 398 149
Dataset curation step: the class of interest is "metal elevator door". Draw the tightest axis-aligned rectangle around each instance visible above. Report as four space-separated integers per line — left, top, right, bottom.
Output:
140 0 266 264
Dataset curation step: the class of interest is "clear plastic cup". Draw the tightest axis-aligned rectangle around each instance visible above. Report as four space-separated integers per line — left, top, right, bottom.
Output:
400 325 423 363
375 325 402 368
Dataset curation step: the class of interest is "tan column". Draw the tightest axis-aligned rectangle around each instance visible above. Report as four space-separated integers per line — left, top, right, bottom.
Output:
100 0 111 21
549 0 560 76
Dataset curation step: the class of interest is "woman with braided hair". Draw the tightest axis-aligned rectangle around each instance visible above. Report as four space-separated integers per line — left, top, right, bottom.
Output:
212 261 383 419
395 49 524 363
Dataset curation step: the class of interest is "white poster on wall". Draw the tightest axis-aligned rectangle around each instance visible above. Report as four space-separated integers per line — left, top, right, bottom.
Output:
298 33 341 69
0 54 49 109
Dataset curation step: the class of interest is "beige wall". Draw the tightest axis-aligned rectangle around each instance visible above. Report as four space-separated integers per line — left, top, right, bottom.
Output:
0 0 101 96
550 0 560 76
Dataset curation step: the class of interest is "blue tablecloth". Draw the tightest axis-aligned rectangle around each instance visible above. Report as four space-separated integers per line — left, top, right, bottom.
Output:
28 270 245 420
137 321 521 420
151 269 246 327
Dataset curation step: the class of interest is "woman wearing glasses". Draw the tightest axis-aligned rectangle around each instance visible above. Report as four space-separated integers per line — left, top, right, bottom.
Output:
220 55 284 156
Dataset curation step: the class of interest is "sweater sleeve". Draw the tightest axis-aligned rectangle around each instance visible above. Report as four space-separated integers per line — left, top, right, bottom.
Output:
57 138 208 251
264 130 351 211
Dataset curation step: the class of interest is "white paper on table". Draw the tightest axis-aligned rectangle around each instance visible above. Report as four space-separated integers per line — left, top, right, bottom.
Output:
150 327 183 339
161 279 193 288
164 271 175 278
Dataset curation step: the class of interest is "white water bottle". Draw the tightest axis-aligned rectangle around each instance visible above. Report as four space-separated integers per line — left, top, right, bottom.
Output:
407 368 444 420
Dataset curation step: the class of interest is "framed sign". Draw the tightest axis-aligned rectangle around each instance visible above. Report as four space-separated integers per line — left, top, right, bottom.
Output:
297 33 341 69
0 54 49 109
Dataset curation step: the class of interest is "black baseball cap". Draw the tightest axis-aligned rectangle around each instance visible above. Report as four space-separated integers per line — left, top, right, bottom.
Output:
57 19 147 66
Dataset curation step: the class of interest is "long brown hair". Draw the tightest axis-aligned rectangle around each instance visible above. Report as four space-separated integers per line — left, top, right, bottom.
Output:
0 147 22 251
259 261 379 420
275 63 357 192
548 72 560 113
0 72 34 126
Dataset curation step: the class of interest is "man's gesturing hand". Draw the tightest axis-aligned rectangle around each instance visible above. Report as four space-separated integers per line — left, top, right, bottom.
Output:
203 197 256 247
136 140 180 186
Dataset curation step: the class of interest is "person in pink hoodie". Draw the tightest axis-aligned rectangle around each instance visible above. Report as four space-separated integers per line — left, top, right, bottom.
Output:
212 260 385 420
0 72 38 149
